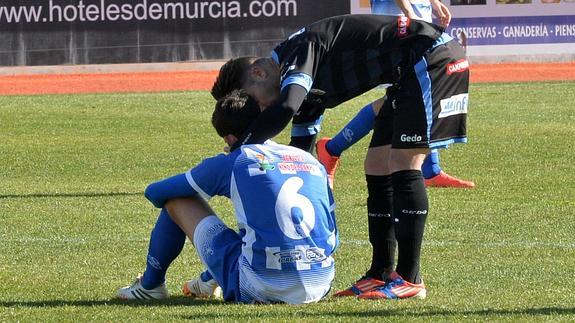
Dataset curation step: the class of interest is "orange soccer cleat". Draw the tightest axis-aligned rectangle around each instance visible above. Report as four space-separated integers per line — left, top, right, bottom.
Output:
424 171 475 189
333 276 387 297
315 137 340 189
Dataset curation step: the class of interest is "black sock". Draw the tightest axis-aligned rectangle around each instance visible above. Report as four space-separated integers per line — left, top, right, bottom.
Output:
366 174 396 280
289 134 317 153
392 170 428 284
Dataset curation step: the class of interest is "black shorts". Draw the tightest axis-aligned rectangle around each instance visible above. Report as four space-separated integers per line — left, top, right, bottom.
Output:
370 39 469 149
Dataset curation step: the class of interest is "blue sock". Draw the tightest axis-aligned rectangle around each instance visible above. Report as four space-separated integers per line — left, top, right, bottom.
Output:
326 103 376 156
422 149 442 179
141 208 187 289
200 270 213 282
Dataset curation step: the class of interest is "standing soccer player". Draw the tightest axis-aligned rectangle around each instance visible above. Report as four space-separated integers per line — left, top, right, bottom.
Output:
212 14 468 299
117 89 337 304
317 0 474 189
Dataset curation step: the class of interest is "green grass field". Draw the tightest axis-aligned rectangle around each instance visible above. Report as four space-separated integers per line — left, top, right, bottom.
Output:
1 82 574 321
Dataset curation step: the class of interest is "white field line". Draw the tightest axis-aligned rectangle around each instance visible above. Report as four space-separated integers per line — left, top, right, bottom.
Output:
1 236 574 249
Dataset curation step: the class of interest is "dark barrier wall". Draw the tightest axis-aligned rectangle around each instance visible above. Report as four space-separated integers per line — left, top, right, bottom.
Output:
0 0 350 66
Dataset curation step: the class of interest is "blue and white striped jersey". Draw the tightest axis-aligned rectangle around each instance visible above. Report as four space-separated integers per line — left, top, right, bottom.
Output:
186 141 338 303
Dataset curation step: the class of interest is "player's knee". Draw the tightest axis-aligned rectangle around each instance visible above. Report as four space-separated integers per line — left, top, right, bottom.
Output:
144 182 167 208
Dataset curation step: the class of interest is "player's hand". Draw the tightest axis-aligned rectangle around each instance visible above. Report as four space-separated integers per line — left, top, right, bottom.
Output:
223 145 231 154
431 0 452 28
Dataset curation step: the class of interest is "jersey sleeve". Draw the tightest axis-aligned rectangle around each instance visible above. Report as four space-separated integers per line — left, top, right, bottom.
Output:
185 153 235 199
275 41 322 94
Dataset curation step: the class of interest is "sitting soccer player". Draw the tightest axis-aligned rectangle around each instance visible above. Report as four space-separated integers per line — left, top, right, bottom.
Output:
117 89 338 304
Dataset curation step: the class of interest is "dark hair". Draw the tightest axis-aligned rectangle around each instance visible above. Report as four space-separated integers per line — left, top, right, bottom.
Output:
212 89 261 138
211 57 256 100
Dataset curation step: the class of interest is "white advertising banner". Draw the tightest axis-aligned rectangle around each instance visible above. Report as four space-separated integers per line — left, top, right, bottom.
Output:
350 0 575 59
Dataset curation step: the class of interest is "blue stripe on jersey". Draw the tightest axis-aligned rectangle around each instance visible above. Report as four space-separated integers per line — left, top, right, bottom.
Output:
414 58 433 143
185 171 211 200
271 50 280 65
431 33 454 49
281 72 313 93
430 137 468 149
291 115 323 137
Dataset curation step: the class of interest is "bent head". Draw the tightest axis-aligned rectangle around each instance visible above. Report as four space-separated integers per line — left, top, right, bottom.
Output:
212 89 261 147
212 56 281 109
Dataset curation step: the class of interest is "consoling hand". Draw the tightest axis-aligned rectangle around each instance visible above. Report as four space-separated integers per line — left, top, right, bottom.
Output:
431 0 452 28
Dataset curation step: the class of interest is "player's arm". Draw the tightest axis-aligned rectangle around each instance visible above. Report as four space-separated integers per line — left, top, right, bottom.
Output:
430 0 451 28
230 81 309 150
394 0 419 19
145 154 233 208
230 41 318 151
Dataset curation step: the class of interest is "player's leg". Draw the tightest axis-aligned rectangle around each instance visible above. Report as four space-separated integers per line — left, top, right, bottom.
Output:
421 149 441 179
116 174 217 300
359 58 433 300
423 150 475 188
333 96 394 297
358 146 428 299
316 99 382 188
140 209 186 291
362 96 397 281
388 147 429 286
171 197 243 302
323 100 381 157
116 208 184 300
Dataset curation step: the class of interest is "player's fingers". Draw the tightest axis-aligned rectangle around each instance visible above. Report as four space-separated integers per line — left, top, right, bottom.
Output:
443 9 452 24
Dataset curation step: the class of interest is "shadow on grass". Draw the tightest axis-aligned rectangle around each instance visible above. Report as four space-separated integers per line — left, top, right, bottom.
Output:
0 192 142 199
1 298 574 319
0 296 219 308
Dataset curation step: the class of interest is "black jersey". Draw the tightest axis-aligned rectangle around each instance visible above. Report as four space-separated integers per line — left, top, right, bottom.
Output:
272 14 443 108
233 14 444 149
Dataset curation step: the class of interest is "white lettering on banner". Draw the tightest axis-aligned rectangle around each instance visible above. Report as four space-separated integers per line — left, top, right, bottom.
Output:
555 24 575 37
450 26 497 39
439 93 468 119
0 0 297 24
503 24 549 38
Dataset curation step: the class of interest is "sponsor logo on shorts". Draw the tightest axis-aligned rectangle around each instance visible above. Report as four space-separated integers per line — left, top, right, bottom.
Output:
398 16 410 38
400 134 422 142
446 59 469 75
439 93 468 118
